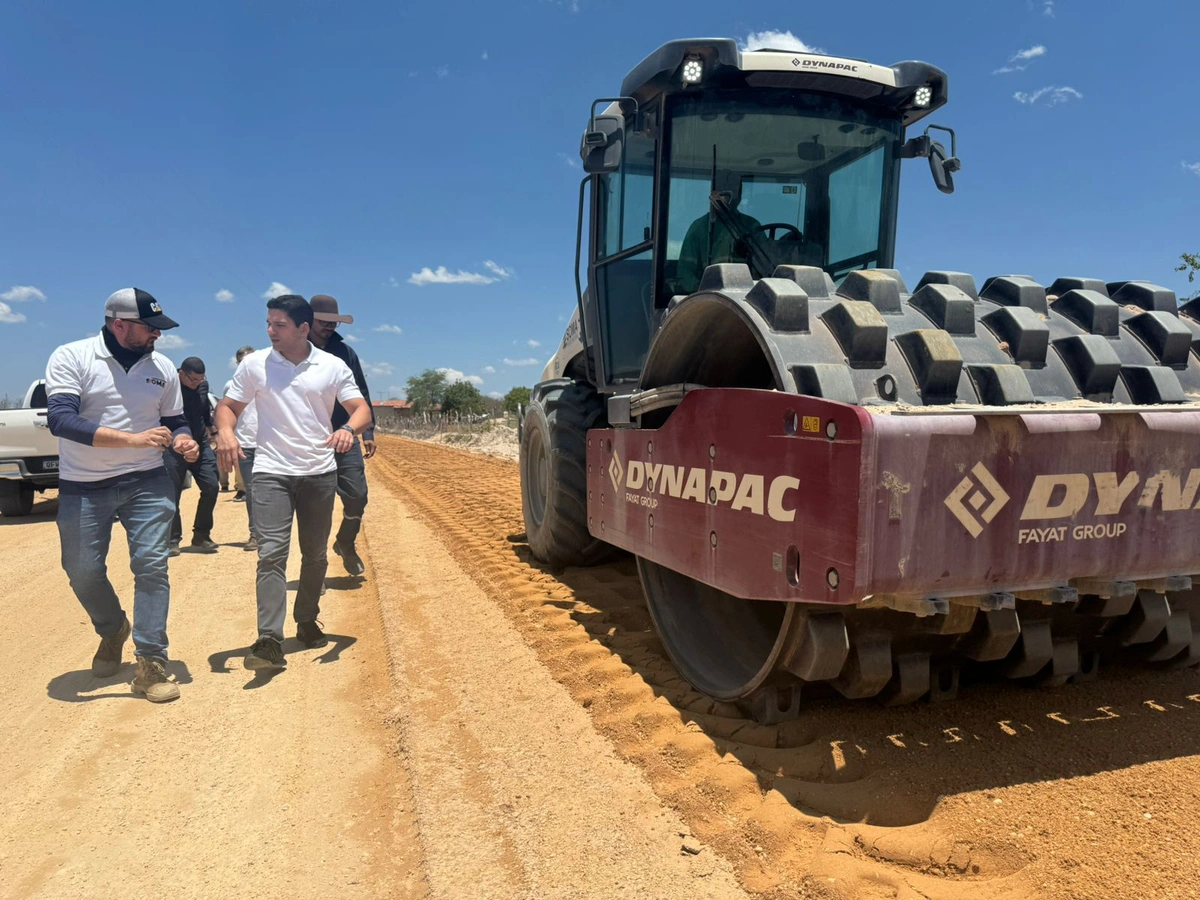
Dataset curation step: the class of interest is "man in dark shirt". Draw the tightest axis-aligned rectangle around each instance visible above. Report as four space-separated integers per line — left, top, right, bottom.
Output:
164 356 221 555
308 295 376 576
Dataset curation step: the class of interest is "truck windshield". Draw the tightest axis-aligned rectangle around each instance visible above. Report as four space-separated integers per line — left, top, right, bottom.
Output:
662 91 902 297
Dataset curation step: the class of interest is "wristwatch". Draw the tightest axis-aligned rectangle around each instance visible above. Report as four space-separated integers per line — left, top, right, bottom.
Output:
338 425 355 435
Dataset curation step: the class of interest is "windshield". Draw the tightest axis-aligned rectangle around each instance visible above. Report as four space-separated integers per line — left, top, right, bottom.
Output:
662 91 902 297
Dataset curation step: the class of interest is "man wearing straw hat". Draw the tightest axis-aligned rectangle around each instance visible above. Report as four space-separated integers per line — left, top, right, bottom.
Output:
307 294 376 578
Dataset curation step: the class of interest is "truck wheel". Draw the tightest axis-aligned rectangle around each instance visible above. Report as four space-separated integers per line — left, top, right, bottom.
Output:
520 379 613 567
0 482 35 517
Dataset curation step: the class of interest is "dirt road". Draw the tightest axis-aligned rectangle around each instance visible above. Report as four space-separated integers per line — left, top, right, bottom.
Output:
0 458 744 900
4 436 1200 899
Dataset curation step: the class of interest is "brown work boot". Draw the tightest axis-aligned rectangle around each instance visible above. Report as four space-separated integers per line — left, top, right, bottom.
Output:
130 656 180 703
91 614 131 677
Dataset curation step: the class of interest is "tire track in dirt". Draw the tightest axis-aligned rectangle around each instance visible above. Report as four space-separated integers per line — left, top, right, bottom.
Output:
372 435 1200 900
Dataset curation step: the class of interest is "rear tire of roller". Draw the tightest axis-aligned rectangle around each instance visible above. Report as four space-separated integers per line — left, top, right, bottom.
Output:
520 379 614 568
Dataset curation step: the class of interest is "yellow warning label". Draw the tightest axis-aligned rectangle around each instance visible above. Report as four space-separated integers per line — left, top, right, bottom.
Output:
802 416 820 434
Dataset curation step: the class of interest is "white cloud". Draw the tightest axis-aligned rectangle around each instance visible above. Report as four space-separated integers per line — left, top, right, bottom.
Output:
409 266 494 286
155 334 191 350
437 367 484 386
408 263 511 286
1014 86 1082 107
488 391 503 400
215 289 235 303
363 361 394 377
740 30 822 54
1183 162 1200 177
388 276 400 287
503 357 540 366
0 302 26 324
262 281 292 299
342 332 362 343
408 71 419 78
1 285 46 303
483 365 496 374
527 339 541 348
557 151 580 169
228 355 239 370
993 45 1047 74
482 50 488 61
436 65 449 79
388 384 405 398
374 324 404 335
1043 0 1055 16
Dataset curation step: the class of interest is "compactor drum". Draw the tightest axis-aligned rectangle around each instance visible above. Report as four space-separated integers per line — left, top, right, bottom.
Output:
520 38 1200 721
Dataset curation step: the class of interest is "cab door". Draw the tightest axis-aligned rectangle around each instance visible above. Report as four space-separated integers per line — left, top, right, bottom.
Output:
588 126 658 390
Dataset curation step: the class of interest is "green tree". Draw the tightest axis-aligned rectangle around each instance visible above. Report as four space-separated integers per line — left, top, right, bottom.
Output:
1177 252 1200 300
502 385 531 414
441 380 486 415
405 368 449 412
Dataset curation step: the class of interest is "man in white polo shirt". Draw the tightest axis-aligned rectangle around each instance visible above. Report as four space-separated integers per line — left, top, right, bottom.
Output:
44 288 200 703
215 295 371 671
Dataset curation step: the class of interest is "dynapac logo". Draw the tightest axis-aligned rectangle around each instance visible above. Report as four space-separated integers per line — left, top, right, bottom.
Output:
611 450 800 522
944 463 1010 538
793 58 859 72
945 464 1200 540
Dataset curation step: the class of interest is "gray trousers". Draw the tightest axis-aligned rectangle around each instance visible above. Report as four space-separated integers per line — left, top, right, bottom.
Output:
238 448 257 538
251 470 337 642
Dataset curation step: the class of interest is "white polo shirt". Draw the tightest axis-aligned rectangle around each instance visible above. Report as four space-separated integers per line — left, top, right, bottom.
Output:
225 345 362 476
44 333 184 483
222 377 258 448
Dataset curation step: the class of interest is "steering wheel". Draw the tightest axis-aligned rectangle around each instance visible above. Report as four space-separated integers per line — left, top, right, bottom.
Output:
754 223 803 242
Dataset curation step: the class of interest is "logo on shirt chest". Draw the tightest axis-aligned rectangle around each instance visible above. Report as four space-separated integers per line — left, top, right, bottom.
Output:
146 377 166 387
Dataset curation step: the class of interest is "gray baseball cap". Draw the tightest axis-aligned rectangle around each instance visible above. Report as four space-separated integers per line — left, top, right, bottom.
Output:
104 288 179 330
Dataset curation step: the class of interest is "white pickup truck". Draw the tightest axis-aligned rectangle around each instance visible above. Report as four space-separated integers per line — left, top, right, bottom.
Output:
0 380 59 516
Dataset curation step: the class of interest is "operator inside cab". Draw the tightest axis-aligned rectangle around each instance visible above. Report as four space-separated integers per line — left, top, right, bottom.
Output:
669 167 826 297
674 172 763 295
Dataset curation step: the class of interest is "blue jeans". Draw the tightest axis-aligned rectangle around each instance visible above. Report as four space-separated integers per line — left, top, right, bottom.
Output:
238 447 257 538
57 467 175 660
334 439 368 546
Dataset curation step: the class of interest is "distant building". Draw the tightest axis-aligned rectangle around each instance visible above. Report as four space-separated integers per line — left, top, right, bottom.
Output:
371 399 416 430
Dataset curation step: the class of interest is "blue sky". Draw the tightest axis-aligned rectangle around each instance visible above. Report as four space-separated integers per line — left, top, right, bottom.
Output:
2 0 1198 401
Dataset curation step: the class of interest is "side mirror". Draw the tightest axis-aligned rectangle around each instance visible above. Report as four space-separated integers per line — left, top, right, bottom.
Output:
580 114 624 174
928 140 961 195
900 124 961 195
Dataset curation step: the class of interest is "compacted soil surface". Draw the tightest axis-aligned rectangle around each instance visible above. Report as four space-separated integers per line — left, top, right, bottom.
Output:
4 434 1199 899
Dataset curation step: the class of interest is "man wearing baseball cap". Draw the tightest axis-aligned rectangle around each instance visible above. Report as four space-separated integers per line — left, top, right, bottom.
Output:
308 294 376 577
44 288 200 703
